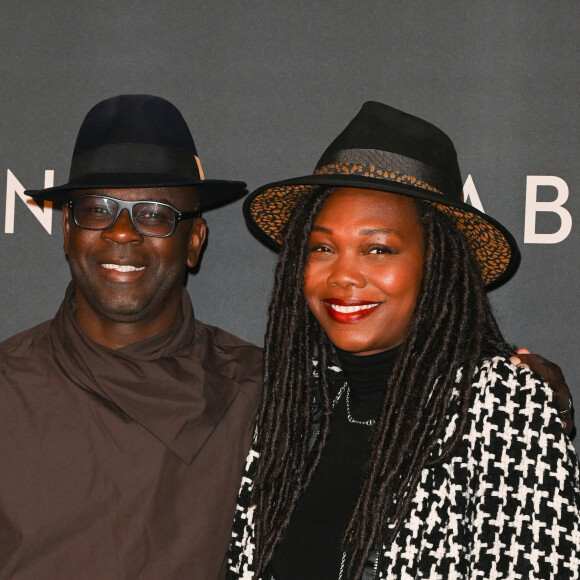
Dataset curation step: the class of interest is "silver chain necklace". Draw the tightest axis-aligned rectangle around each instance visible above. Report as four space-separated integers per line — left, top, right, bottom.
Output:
337 550 380 580
331 381 376 427
332 381 379 578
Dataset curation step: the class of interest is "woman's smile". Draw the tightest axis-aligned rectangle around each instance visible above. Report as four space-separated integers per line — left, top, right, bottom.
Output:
322 298 381 322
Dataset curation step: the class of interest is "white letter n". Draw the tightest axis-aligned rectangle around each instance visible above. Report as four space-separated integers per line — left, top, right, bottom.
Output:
5 170 54 234
524 176 572 244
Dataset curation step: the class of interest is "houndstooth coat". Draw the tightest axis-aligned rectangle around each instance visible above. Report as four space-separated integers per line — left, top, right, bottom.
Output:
228 357 580 579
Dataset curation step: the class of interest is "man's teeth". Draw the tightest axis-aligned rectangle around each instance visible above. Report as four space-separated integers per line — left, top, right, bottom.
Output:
328 303 379 313
101 264 145 272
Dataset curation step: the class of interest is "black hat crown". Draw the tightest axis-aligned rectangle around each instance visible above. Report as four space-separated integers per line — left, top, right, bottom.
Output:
316 101 463 202
26 94 246 209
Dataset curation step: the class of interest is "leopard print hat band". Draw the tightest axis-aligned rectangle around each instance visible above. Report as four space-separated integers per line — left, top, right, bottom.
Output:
243 101 519 288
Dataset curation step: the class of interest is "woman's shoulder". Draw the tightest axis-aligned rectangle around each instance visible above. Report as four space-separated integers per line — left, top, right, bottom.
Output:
464 356 574 460
469 354 554 411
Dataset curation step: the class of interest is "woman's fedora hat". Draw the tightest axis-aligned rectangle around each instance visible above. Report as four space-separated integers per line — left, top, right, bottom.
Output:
25 94 246 210
244 101 519 287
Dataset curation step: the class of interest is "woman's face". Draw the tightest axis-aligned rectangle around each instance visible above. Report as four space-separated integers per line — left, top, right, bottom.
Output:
304 187 425 356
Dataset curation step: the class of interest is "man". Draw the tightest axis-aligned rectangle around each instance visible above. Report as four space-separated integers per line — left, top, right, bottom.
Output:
0 95 572 580
0 95 262 579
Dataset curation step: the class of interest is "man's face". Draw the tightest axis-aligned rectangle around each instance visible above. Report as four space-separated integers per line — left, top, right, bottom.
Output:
63 186 206 346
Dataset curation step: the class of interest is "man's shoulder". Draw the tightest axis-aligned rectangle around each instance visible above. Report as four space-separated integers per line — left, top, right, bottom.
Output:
194 319 262 354
193 319 263 377
0 319 53 357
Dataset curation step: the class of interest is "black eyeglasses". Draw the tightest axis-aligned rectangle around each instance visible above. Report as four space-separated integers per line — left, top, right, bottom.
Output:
67 195 200 238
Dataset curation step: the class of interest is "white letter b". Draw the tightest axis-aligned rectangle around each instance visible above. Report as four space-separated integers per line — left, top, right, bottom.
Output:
524 176 571 244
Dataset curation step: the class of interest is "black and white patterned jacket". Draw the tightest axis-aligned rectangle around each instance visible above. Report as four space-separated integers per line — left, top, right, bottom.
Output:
228 357 580 579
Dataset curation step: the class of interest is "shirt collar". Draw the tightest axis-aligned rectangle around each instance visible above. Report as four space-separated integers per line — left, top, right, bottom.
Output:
50 283 239 463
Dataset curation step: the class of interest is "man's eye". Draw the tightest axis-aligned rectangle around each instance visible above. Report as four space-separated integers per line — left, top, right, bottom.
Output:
309 245 332 253
80 205 113 218
138 209 171 222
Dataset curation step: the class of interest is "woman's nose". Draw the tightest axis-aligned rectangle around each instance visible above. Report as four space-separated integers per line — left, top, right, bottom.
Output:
327 254 366 289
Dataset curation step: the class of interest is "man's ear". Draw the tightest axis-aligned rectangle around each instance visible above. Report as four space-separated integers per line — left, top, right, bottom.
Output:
62 205 71 255
187 218 207 269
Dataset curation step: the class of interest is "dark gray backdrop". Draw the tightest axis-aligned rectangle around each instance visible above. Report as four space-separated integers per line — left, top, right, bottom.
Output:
1 1 578 449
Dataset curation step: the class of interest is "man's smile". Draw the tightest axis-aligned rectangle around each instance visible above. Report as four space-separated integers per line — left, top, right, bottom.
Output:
100 263 146 273
97 262 148 284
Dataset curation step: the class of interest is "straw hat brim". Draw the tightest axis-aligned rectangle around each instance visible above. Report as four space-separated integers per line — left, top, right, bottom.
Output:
244 174 520 289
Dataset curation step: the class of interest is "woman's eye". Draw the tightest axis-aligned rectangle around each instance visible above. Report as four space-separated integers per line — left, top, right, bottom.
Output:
309 245 332 253
368 246 395 255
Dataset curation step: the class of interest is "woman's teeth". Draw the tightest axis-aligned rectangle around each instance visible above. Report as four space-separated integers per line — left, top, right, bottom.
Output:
327 303 379 313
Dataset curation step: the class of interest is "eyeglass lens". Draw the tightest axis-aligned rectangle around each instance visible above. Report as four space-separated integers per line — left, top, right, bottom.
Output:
72 197 179 237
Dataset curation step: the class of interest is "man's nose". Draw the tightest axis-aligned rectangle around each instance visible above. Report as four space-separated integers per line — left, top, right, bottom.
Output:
101 209 143 243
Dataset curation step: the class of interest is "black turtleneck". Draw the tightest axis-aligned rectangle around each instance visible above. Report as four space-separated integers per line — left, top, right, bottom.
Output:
270 347 399 580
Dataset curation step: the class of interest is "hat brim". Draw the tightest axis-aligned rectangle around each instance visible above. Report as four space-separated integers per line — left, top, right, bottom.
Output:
244 174 520 289
25 173 247 211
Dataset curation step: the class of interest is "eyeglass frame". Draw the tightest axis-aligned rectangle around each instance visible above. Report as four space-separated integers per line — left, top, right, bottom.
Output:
67 195 201 238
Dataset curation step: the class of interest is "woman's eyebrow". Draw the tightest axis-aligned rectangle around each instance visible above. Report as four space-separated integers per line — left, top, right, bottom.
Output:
311 225 333 234
312 225 398 235
359 227 398 235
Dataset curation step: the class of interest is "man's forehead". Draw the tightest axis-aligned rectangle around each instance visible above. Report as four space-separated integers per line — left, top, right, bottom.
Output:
69 186 201 205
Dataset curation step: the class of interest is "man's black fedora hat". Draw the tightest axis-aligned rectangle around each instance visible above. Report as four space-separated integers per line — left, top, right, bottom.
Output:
244 101 519 287
25 94 246 210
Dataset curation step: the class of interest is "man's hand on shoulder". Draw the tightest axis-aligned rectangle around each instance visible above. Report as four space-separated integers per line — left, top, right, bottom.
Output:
510 348 574 436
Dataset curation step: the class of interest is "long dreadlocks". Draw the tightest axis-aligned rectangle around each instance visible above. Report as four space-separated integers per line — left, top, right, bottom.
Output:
251 187 512 578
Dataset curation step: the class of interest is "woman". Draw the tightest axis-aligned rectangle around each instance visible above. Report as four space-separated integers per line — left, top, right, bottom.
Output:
229 102 580 579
